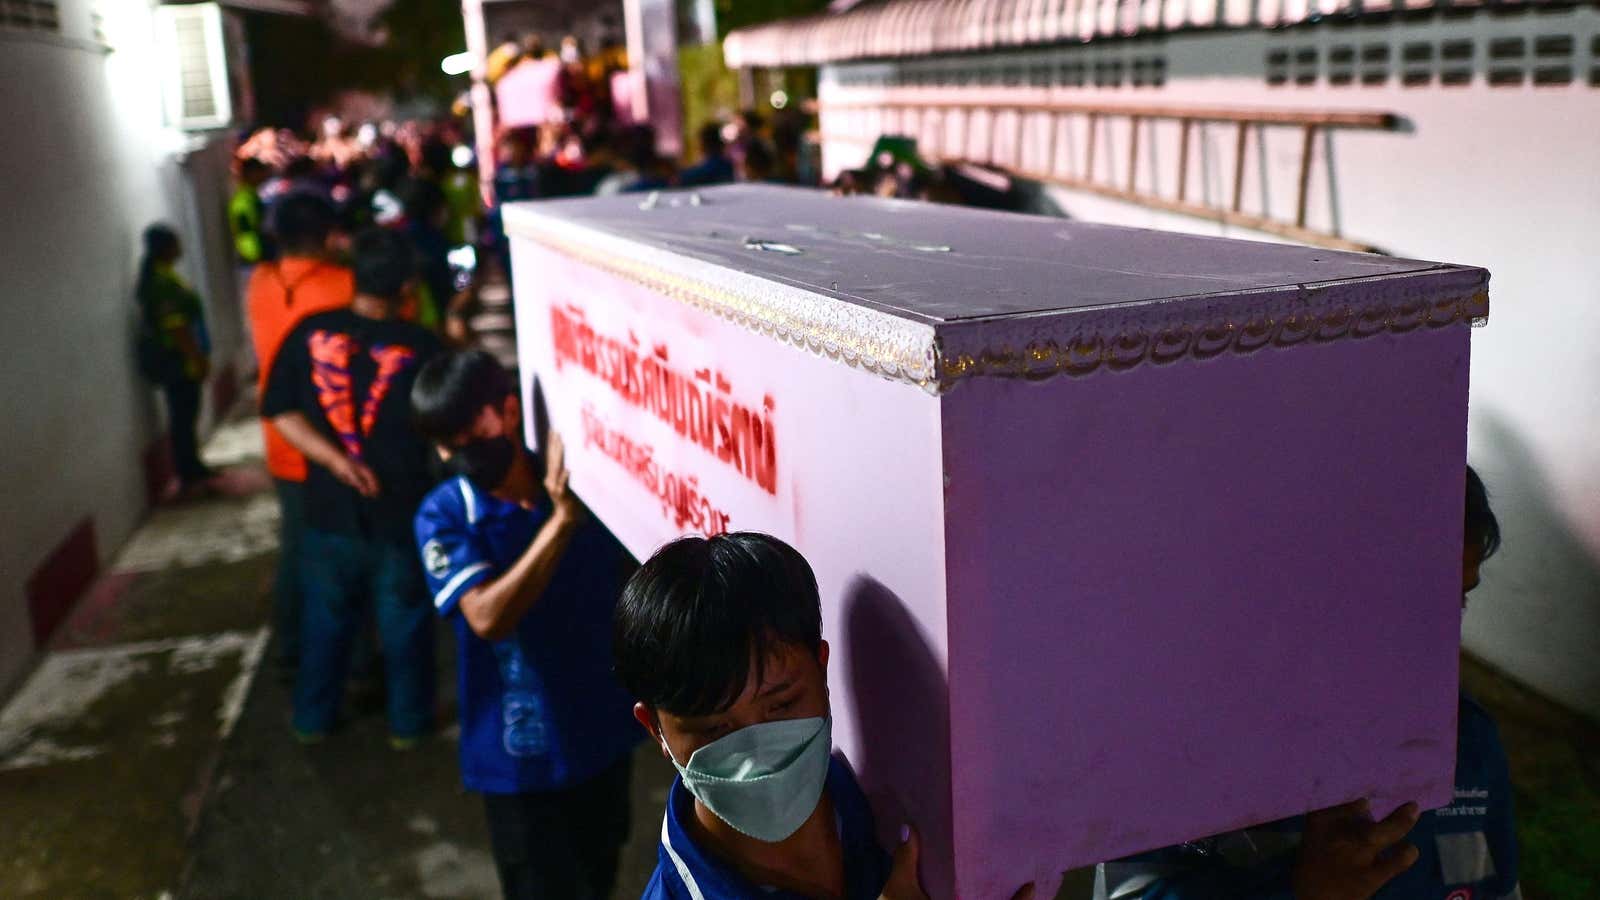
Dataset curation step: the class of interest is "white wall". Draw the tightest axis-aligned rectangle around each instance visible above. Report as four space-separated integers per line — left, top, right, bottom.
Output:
820 6 1600 720
0 0 245 695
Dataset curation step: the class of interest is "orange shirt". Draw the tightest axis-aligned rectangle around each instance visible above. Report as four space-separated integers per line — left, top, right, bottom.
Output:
247 257 355 481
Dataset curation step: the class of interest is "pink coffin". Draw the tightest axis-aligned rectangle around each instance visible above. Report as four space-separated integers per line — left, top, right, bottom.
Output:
504 185 1488 898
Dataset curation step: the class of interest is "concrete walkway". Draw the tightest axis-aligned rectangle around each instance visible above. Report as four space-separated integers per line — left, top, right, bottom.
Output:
0 413 673 899
0 410 1594 898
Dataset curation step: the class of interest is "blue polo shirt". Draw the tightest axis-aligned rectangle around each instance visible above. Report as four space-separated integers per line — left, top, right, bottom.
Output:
413 476 640 794
644 756 893 899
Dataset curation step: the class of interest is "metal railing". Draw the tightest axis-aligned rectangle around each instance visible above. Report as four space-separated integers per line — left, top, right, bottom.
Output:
822 97 1400 252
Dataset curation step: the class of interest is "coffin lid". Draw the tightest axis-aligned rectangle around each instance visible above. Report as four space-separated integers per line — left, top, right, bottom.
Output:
502 184 1487 393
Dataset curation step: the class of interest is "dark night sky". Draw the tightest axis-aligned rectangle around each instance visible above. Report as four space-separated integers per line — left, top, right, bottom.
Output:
245 0 465 128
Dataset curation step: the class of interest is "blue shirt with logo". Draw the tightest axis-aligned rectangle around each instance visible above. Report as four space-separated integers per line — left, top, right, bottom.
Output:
643 755 893 900
413 476 641 794
1096 694 1521 900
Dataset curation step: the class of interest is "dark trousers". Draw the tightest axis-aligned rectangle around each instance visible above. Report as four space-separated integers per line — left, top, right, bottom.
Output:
272 478 306 667
163 378 207 483
293 528 434 738
482 754 634 900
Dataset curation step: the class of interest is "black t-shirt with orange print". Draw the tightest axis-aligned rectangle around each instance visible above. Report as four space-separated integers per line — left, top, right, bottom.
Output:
261 309 442 545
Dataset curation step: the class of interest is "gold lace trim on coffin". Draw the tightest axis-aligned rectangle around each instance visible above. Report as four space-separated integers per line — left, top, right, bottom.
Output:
515 219 1488 395
514 221 940 388
938 290 1490 384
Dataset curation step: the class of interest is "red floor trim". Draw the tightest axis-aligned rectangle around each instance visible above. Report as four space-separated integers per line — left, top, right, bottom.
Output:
25 517 99 648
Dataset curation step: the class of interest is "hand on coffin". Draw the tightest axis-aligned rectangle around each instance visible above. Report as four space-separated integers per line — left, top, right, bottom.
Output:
1291 799 1420 900
330 455 381 498
543 430 587 525
879 825 1036 900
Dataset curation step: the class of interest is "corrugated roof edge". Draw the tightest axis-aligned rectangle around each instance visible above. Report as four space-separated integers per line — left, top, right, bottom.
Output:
503 203 1488 395
722 0 1569 69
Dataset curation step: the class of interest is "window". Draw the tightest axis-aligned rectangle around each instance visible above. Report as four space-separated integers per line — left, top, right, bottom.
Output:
1534 34 1573 57
1532 65 1572 85
1441 42 1473 87
2 0 59 32
1489 37 1525 61
155 3 234 130
1361 43 1389 85
1294 45 1317 86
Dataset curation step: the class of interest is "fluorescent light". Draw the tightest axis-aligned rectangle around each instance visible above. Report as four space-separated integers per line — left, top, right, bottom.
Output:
440 51 474 76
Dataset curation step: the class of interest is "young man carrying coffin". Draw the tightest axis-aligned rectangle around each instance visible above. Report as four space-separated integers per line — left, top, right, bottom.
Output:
409 350 639 900
615 532 1039 900
1096 467 1521 900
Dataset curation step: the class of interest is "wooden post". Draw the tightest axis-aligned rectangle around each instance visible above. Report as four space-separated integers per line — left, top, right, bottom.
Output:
1085 113 1099 182
1128 116 1141 191
1232 120 1248 213
1296 124 1317 228
1045 111 1058 178
1176 118 1192 203
737 66 756 110
1014 110 1025 171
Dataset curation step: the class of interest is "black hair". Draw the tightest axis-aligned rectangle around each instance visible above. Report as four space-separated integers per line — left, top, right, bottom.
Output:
1465 465 1501 560
136 223 180 303
373 149 409 190
350 227 415 300
772 116 804 153
284 156 317 179
401 177 447 223
613 532 823 716
699 122 726 157
623 124 659 171
741 139 775 179
239 157 270 178
271 193 335 254
410 348 514 443
419 139 453 176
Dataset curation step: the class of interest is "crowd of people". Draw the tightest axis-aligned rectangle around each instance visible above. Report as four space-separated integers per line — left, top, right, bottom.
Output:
127 65 1521 898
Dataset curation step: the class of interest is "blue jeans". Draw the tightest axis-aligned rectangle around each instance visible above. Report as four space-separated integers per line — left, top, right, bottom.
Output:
294 528 434 738
272 478 306 668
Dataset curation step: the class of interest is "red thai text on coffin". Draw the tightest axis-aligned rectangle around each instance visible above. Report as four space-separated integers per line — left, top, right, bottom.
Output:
580 404 733 536
550 302 778 495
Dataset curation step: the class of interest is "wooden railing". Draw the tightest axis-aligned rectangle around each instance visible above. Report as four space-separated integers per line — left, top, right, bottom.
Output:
821 97 1400 253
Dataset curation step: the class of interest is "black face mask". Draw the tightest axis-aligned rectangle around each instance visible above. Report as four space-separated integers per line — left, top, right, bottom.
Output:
447 436 519 491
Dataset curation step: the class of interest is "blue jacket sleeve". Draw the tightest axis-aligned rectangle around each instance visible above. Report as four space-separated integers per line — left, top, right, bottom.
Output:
1478 714 1522 899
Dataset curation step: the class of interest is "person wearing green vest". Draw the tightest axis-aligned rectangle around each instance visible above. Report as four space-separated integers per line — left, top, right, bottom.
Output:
230 158 272 264
136 224 213 497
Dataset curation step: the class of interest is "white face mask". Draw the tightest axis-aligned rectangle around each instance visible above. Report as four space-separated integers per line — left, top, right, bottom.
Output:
664 716 832 843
